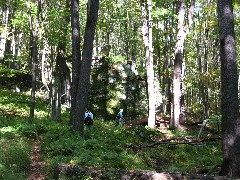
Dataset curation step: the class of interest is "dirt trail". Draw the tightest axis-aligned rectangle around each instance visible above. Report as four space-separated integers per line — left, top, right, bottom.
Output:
28 139 46 180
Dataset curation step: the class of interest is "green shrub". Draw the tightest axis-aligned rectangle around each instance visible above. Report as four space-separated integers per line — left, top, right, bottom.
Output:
0 89 223 178
18 124 38 138
0 67 31 91
0 138 31 178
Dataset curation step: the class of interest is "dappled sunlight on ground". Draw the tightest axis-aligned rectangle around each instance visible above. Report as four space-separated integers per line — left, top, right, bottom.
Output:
28 139 46 180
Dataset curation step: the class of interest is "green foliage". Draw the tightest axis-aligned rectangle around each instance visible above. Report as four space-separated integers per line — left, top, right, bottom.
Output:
11 0 30 31
18 124 38 138
0 66 31 91
0 125 31 179
41 120 156 174
155 143 222 173
89 56 148 120
0 90 48 119
0 90 223 178
152 7 172 18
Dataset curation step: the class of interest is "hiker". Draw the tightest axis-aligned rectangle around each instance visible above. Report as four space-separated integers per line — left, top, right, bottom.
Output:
116 109 124 127
84 110 94 131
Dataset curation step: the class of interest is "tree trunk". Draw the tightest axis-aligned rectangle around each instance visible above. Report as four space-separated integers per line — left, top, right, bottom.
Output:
141 0 156 128
0 3 9 63
29 34 38 122
27 1 40 122
51 0 71 122
71 0 100 132
147 0 155 128
4 25 14 68
217 0 240 177
172 0 195 128
162 18 172 115
203 23 210 119
70 0 81 130
172 0 185 128
3 1 17 69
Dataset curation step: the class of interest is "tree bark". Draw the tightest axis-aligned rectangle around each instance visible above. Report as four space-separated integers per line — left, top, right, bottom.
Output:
71 0 100 132
217 0 240 177
172 0 185 128
141 0 156 128
70 0 81 130
172 0 195 128
0 3 10 63
51 0 71 122
27 1 40 122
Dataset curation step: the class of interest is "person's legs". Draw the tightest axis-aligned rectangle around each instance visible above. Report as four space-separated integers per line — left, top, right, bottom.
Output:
86 125 90 131
119 118 124 127
86 125 93 131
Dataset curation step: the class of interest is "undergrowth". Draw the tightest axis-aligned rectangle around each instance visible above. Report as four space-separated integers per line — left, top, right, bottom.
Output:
0 90 222 179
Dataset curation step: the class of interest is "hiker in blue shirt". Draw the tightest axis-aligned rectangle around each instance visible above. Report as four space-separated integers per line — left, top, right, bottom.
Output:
84 110 94 131
117 109 124 127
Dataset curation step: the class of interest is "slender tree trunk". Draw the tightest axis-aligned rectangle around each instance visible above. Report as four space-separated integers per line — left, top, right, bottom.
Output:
3 2 17 69
203 22 210 119
14 31 23 68
41 39 51 95
217 0 240 177
51 73 62 122
4 26 13 68
29 34 38 122
0 3 9 63
147 0 155 128
27 1 40 122
162 18 171 115
70 0 81 130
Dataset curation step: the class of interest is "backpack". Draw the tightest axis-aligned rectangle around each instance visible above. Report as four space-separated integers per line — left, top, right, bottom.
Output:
84 113 93 126
116 112 122 119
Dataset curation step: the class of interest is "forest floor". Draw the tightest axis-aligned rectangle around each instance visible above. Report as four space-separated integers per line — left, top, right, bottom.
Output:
27 115 172 179
28 139 46 180
27 114 222 180
0 90 225 179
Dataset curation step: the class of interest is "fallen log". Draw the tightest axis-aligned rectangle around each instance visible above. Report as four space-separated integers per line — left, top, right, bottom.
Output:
53 163 180 179
53 163 229 180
